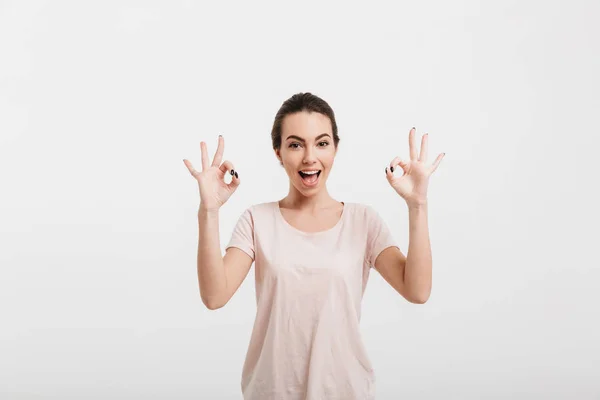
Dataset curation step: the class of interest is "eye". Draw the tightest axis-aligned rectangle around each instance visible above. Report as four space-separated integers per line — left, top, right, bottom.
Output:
289 141 329 149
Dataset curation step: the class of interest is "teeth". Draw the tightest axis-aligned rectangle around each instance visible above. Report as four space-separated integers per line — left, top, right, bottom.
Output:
301 170 319 175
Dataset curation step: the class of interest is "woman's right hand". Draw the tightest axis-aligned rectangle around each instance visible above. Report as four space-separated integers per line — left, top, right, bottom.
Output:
183 135 240 211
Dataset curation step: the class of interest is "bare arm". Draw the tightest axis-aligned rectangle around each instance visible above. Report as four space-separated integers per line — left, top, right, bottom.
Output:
197 206 227 309
403 203 432 303
197 206 253 310
184 135 251 310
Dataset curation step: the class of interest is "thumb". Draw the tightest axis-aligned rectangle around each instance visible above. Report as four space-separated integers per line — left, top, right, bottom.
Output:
227 169 241 190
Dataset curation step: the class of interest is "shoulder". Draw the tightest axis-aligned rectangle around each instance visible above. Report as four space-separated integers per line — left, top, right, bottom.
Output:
345 201 380 222
246 201 277 213
235 201 277 221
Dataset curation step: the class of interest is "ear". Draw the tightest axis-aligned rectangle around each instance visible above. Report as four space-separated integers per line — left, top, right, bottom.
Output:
275 149 281 163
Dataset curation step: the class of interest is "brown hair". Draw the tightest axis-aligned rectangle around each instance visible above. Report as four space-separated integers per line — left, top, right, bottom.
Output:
271 92 340 151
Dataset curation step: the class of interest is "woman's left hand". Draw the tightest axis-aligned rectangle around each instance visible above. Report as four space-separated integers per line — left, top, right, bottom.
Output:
385 127 445 207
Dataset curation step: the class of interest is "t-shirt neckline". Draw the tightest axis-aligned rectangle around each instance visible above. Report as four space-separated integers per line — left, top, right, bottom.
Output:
275 201 347 236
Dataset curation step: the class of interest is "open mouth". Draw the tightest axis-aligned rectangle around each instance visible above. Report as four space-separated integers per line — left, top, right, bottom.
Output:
298 170 321 186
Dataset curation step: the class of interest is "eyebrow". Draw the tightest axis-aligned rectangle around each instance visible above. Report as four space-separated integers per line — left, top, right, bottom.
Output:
285 133 331 142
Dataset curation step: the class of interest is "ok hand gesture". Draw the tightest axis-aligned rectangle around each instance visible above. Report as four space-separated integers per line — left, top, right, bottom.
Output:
183 135 240 212
385 127 445 207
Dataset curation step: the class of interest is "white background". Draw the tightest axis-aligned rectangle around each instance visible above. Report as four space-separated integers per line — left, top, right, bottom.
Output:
1 0 599 399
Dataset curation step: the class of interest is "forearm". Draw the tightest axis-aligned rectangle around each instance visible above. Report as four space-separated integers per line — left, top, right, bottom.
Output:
197 206 227 308
404 202 432 303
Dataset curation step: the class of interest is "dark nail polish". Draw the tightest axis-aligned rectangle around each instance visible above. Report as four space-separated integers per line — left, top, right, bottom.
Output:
234 172 238 179
230 169 234 175
390 166 394 172
385 167 388 174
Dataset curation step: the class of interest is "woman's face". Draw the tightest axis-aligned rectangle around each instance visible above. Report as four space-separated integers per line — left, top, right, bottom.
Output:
275 111 337 195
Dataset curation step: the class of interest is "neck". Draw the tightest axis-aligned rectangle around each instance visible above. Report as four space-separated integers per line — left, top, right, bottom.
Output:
281 183 339 212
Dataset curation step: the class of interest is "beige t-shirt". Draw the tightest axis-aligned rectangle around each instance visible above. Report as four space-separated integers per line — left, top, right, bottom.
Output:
225 201 398 400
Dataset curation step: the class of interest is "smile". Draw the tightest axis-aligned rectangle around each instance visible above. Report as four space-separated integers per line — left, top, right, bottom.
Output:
298 170 321 186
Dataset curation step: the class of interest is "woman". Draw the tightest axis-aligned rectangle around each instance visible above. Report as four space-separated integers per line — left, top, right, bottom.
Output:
183 92 445 400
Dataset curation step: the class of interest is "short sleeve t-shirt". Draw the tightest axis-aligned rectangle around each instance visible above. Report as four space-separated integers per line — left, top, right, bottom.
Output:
225 201 399 400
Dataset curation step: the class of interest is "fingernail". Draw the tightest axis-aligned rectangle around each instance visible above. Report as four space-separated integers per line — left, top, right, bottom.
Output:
234 172 238 179
390 166 394 172
230 169 234 175
219 134 222 138
385 167 388 174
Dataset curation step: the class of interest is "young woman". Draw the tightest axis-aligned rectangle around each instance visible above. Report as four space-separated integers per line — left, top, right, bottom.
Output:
183 92 445 400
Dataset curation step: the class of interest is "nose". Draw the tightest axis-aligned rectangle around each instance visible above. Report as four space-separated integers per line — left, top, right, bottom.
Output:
302 147 317 164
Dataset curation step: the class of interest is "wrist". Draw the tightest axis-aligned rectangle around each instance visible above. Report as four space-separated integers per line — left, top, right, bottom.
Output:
199 205 220 215
406 199 428 209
